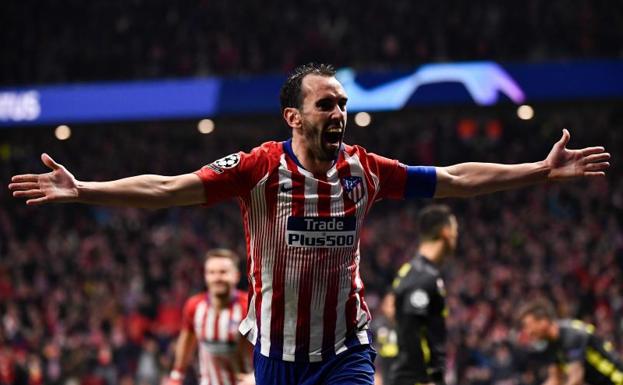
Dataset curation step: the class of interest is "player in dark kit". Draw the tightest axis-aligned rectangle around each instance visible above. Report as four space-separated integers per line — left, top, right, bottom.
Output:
517 299 623 385
390 205 458 385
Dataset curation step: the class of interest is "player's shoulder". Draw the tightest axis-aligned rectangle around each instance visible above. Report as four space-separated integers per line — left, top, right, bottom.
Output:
411 255 440 278
240 141 279 159
558 319 593 347
214 141 282 177
559 319 595 334
393 258 438 293
254 140 284 153
235 289 249 304
245 141 285 165
403 268 437 291
343 143 376 159
341 143 401 171
184 292 207 312
343 143 364 154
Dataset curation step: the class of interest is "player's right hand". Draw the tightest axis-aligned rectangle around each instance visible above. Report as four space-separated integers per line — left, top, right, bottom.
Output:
9 153 79 205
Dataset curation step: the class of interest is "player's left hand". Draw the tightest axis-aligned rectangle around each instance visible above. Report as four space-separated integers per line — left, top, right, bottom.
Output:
544 129 610 181
236 372 256 385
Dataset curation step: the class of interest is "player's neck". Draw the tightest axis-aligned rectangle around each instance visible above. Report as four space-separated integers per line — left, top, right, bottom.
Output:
291 136 334 174
418 241 445 265
210 293 233 310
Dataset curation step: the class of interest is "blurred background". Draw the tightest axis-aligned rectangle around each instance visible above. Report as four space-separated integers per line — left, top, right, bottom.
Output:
1 1 622 384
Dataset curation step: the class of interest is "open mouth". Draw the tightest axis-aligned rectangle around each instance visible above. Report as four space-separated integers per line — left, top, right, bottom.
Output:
323 130 343 145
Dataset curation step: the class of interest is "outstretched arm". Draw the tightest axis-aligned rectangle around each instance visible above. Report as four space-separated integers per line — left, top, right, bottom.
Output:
434 129 610 198
9 153 206 209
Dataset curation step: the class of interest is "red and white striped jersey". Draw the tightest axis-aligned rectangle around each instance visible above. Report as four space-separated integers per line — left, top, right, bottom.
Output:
195 140 436 362
182 290 252 385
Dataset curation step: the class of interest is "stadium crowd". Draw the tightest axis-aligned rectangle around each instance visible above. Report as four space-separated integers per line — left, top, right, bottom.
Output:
3 0 623 85
0 104 621 384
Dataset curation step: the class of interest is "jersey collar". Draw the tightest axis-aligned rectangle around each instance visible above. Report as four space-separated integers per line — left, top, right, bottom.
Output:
282 139 345 173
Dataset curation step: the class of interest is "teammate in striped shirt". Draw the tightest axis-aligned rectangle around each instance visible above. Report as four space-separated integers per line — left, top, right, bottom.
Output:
10 63 610 384
164 249 254 385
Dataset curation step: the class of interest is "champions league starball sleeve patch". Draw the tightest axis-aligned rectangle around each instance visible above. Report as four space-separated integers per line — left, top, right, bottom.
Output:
207 153 240 174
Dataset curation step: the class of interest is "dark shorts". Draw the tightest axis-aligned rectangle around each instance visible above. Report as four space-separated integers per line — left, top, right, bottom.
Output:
253 344 376 385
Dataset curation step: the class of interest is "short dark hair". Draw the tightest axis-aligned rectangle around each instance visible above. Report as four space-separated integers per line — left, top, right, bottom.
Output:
205 248 240 269
280 63 336 112
417 204 454 241
516 299 557 324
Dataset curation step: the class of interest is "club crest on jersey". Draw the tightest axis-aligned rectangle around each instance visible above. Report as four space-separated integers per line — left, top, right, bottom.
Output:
341 176 364 203
207 153 240 174
409 289 430 309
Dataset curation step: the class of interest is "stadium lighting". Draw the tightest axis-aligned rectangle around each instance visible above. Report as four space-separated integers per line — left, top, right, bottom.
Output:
354 112 372 127
517 105 534 120
198 119 215 134
55 125 71 140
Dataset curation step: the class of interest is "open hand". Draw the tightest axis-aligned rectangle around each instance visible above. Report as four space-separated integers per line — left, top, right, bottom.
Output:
544 129 610 181
8 153 79 205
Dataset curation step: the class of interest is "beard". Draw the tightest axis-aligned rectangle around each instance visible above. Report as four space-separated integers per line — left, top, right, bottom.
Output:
316 140 341 161
208 282 232 298
302 121 343 162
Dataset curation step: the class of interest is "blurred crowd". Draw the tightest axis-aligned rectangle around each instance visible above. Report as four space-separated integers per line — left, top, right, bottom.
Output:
0 103 621 385
3 0 623 86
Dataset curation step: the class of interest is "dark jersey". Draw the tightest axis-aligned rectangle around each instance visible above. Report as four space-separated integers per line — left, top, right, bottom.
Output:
390 254 447 385
545 319 623 385
372 315 398 385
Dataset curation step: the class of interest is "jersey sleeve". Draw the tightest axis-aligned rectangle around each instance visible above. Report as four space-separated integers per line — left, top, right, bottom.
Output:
194 144 273 206
361 149 436 200
562 324 591 363
362 151 408 200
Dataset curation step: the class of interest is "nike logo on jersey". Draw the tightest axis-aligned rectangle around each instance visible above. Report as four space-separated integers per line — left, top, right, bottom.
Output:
280 184 295 192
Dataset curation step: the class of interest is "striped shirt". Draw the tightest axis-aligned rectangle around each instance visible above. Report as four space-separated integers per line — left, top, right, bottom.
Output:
195 140 436 362
182 290 251 385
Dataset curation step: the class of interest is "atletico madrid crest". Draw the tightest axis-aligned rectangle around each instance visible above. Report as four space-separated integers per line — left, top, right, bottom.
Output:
341 176 364 203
